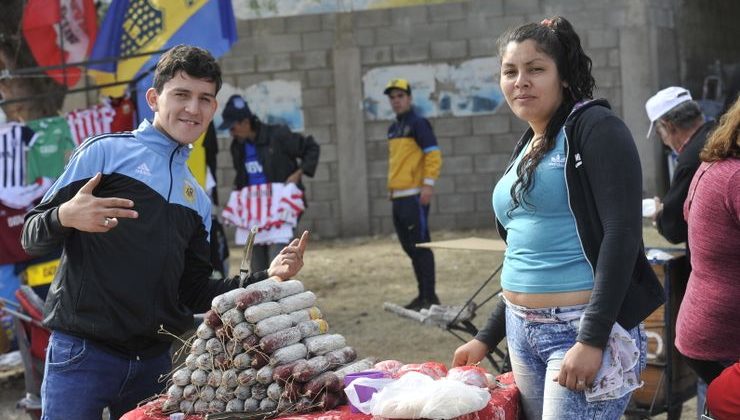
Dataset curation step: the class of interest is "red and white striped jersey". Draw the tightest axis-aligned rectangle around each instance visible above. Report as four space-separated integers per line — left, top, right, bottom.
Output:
67 104 116 146
222 183 304 245
0 123 37 188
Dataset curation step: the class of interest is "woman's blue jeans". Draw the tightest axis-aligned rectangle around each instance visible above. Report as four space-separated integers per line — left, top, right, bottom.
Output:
41 331 171 420
505 302 647 420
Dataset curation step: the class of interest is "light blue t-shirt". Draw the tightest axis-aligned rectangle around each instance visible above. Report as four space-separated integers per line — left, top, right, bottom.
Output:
492 129 593 293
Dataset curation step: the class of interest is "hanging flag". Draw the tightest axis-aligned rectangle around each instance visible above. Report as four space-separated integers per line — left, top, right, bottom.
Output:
21 0 97 87
89 0 238 104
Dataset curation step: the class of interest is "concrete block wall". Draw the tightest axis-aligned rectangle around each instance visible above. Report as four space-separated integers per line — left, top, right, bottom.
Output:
216 0 736 239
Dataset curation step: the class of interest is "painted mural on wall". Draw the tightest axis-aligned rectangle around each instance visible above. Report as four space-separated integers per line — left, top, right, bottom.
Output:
216 80 305 132
232 0 464 20
362 57 503 120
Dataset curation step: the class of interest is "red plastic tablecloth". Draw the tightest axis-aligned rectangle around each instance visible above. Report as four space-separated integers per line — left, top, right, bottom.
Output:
122 372 519 420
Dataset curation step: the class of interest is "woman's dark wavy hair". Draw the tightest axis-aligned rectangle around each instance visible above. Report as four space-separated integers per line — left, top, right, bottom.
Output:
497 16 595 214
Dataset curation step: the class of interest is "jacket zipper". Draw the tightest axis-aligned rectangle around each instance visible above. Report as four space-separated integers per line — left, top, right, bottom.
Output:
561 126 596 279
159 144 180 337
167 146 180 201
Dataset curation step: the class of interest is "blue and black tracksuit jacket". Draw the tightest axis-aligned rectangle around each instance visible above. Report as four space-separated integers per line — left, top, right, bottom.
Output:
22 120 267 358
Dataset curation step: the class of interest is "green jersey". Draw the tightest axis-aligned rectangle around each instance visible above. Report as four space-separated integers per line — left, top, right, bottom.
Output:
26 116 76 182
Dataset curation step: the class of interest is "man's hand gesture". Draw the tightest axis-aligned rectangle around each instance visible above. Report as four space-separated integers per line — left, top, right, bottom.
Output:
58 173 138 233
268 231 309 280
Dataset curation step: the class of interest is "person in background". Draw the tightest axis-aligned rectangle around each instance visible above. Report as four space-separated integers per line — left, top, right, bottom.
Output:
21 45 308 419
644 86 715 420
675 98 740 387
383 78 443 311
452 17 664 419
645 87 715 245
222 95 319 273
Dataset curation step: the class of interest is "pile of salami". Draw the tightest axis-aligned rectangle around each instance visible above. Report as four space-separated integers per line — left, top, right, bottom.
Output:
161 278 375 416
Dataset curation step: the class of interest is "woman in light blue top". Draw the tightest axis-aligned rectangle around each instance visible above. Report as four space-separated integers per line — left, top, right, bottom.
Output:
452 16 664 420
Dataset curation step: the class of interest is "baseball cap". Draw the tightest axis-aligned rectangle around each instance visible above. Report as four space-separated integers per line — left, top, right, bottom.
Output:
645 87 692 138
383 78 411 95
219 94 253 130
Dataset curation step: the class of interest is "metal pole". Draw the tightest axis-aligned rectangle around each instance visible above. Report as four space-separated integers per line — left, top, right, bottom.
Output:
0 49 169 79
58 0 68 88
0 64 157 106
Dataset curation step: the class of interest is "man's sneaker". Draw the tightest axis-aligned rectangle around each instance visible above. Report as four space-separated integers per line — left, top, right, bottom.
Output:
418 294 441 310
404 296 423 311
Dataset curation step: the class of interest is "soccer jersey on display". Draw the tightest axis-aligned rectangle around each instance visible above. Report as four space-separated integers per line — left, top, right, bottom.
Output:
26 116 76 183
0 123 37 188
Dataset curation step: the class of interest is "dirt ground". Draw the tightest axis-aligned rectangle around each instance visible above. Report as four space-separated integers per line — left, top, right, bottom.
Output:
0 225 697 419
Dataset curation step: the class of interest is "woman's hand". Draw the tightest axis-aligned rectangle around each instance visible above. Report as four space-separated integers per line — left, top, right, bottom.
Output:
554 342 603 391
452 339 489 367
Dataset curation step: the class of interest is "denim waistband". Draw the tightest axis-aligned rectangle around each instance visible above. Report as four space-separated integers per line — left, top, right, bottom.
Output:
502 295 587 323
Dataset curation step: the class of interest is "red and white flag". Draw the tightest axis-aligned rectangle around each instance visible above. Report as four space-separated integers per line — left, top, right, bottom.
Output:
22 0 97 87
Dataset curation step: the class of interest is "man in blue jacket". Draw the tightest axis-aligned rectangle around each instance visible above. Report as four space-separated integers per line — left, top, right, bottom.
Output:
22 45 307 419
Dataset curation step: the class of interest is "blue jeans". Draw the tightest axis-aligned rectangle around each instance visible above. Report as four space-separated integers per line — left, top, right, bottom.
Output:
696 377 707 420
505 301 647 420
41 331 171 420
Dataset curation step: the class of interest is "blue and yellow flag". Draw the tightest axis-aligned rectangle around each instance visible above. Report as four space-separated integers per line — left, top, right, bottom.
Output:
89 0 237 116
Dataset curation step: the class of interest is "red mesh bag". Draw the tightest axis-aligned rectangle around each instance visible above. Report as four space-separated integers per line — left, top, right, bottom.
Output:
447 365 489 388
396 361 448 379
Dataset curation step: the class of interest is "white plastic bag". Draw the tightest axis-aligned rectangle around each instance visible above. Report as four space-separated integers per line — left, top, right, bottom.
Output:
420 378 490 418
370 372 490 419
642 198 657 218
370 373 431 418
343 376 396 415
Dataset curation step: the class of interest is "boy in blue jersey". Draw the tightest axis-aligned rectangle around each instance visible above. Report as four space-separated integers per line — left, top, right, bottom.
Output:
22 45 308 419
384 79 443 310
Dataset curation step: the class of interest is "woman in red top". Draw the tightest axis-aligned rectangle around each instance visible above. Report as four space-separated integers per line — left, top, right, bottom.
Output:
677 98 740 384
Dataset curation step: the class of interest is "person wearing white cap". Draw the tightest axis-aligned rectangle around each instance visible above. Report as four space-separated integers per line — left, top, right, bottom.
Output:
645 86 716 419
645 86 715 244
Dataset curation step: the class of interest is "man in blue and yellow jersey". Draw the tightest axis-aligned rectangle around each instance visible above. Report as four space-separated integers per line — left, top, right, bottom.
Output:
384 78 443 310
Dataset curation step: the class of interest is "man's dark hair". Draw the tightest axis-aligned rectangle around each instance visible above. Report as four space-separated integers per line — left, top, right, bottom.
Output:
660 101 704 130
152 45 222 94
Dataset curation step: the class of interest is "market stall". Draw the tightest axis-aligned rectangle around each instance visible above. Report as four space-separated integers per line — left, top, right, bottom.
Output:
123 372 519 420
120 275 520 420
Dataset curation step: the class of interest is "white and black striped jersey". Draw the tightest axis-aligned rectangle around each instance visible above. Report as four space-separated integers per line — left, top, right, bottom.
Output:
0 123 37 188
